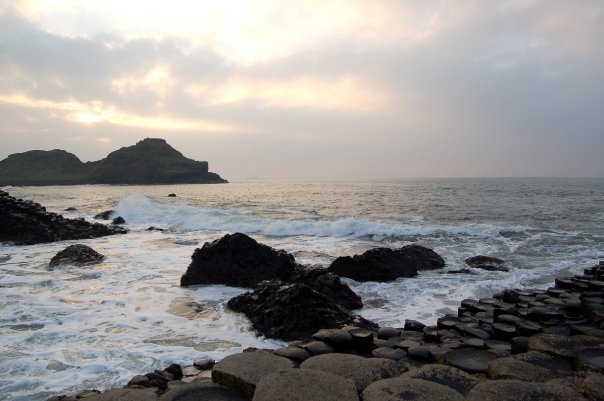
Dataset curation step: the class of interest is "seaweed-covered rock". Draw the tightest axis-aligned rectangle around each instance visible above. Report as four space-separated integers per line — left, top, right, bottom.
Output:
49 244 105 267
227 279 377 341
327 244 445 282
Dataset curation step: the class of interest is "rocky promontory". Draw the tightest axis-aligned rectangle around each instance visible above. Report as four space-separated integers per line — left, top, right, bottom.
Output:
0 190 126 245
0 138 227 185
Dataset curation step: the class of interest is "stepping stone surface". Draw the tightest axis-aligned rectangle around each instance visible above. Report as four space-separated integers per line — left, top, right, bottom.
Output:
362 377 464 401
159 381 248 401
400 364 478 395
443 348 497 373
211 352 295 397
466 379 587 401
528 334 604 359
252 368 359 401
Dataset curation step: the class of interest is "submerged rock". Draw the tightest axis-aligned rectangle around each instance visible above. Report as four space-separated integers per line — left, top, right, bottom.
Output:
49 244 105 267
180 233 298 287
465 255 509 272
227 279 377 341
0 191 126 245
327 244 445 282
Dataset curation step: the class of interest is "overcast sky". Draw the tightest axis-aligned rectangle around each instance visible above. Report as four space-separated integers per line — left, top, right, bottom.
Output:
0 1 602 179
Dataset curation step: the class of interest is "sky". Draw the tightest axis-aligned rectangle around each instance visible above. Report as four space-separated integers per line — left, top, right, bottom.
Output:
0 0 602 180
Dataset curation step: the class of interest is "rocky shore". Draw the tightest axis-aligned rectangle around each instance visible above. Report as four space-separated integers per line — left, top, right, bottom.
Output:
2 191 602 400
46 261 604 400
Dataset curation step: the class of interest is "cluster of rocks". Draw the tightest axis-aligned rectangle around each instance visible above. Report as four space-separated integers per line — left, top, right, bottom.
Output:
49 262 604 400
0 190 126 245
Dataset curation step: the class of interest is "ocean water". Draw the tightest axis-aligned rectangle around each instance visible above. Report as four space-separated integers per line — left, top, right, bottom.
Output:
1 178 603 400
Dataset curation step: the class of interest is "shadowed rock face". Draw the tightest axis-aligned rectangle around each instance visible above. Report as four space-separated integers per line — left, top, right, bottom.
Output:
0 190 126 245
49 244 105 268
227 279 377 341
327 244 445 282
180 233 298 288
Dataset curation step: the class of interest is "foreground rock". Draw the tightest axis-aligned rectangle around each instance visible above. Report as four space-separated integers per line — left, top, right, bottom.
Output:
227 280 377 341
49 244 104 267
363 378 464 401
0 191 126 245
180 233 298 287
328 244 445 282
466 379 587 401
465 255 510 272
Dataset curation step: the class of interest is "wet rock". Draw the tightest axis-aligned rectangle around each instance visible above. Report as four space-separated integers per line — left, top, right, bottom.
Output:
292 266 362 310
0 191 126 245
227 280 376 341
465 255 509 272
159 380 248 401
302 340 334 356
94 210 115 220
111 216 125 225
253 368 359 401
443 348 498 374
211 352 295 398
49 244 105 267
127 375 150 387
180 233 298 287
575 348 604 373
193 358 215 370
378 327 401 339
301 353 408 392
466 379 587 401
363 378 464 401
164 364 183 380
311 329 353 351
400 364 479 395
528 334 604 359
404 320 426 332
273 346 311 362
63 207 78 212
327 244 444 282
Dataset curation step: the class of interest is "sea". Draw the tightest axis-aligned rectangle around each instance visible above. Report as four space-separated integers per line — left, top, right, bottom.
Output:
1 178 603 400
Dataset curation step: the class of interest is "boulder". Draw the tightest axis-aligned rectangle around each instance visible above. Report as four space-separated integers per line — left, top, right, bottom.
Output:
292 266 362 310
0 191 126 245
327 244 444 282
465 255 509 272
180 233 298 287
211 352 295 398
300 353 408 392
362 378 464 401
112 216 126 225
48 244 105 267
400 364 479 395
227 280 377 341
94 210 115 220
466 379 587 401
252 368 359 401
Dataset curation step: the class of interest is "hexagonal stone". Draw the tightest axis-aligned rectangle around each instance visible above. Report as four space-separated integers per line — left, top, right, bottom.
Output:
443 349 498 374
576 348 604 373
488 356 570 382
372 347 407 361
159 381 248 401
273 346 311 362
466 379 586 401
300 353 407 392
363 378 463 401
401 364 479 395
252 368 359 401
528 334 604 359
212 352 295 397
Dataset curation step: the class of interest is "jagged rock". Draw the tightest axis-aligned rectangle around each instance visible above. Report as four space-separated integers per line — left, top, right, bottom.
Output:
328 244 444 282
227 280 376 341
465 255 509 271
111 216 125 225
211 352 295 398
48 244 105 267
300 353 408 392
466 379 587 401
158 381 248 401
94 210 115 220
363 378 464 401
180 233 298 287
0 191 126 245
253 368 359 401
400 364 479 395
291 266 362 310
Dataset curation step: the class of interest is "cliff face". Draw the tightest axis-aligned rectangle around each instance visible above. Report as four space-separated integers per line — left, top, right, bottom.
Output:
0 138 227 185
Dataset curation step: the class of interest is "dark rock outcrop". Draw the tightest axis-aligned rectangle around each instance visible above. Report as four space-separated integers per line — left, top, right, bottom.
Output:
112 216 126 225
292 266 363 310
94 210 115 220
227 279 377 341
0 191 126 245
180 233 298 287
465 255 509 272
49 244 105 267
327 244 445 282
